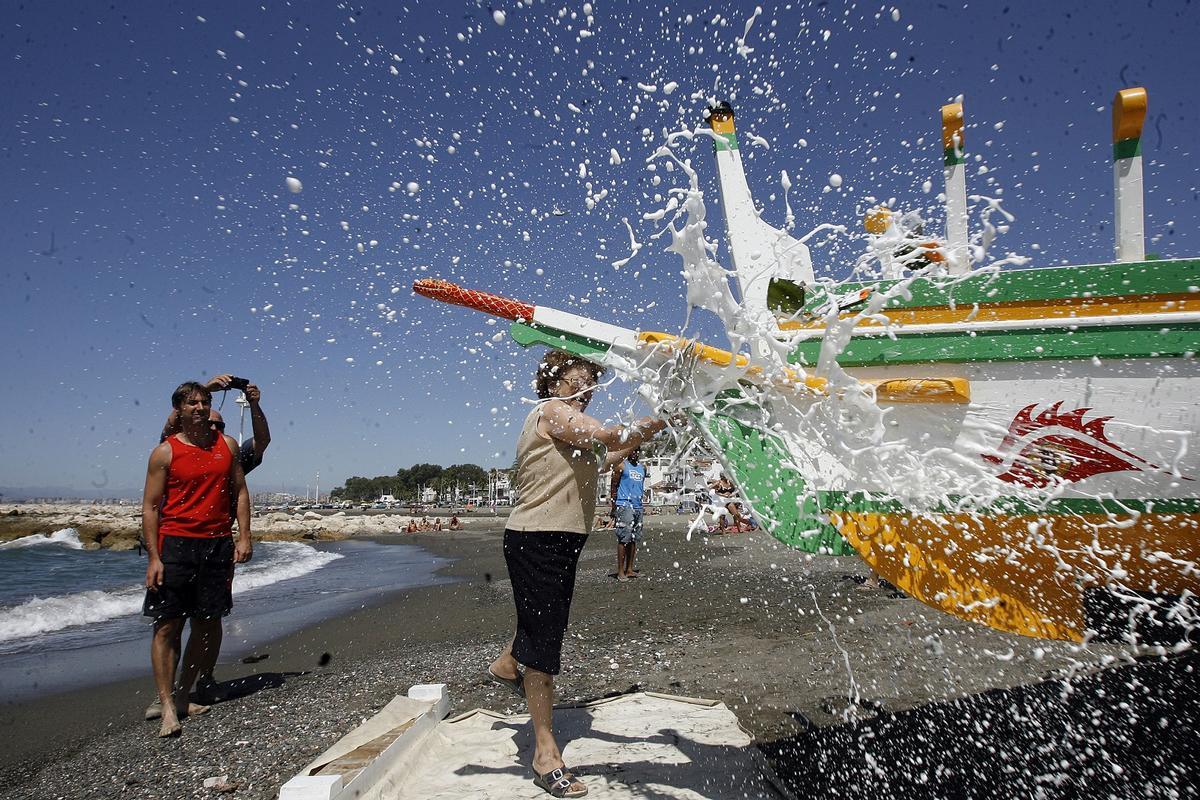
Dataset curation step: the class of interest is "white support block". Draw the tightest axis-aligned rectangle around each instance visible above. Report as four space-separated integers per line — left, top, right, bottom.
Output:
278 774 344 800
408 682 450 716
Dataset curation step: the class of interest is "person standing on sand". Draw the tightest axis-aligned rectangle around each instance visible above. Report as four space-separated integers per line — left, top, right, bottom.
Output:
609 448 648 581
142 381 251 738
150 374 271 712
487 350 669 798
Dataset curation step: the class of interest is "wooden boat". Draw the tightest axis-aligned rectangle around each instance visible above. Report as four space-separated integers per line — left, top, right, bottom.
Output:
416 87 1199 643
700 89 1199 642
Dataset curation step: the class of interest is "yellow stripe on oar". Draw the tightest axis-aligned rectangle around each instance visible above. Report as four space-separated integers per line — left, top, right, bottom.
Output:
637 332 970 403
638 331 822 389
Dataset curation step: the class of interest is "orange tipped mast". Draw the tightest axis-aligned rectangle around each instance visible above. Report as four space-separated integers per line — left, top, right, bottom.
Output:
1112 87 1148 262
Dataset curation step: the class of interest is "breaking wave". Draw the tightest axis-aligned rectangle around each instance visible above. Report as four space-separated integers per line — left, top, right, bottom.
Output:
0 529 85 550
0 541 342 644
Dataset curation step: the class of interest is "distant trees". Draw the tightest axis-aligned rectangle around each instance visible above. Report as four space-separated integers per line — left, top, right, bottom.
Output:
331 463 492 503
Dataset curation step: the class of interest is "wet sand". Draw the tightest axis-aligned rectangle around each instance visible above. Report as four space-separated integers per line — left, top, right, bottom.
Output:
2 516 1196 799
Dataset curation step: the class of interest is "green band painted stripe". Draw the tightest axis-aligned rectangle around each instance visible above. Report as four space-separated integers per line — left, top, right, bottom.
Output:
1113 138 1142 160
713 132 738 152
509 321 610 359
815 491 1200 517
788 322 1200 367
943 146 965 166
803 258 1200 315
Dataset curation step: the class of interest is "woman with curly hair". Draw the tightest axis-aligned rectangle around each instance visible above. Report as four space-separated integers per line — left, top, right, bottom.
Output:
488 349 668 798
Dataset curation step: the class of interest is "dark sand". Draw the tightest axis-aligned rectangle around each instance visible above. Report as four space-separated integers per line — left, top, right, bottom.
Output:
2 517 1196 799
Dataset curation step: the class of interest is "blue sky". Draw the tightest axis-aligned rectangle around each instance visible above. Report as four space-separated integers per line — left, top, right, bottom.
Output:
1 0 1197 497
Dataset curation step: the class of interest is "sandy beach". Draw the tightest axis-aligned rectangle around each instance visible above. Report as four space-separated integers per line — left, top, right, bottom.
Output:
2 515 1196 799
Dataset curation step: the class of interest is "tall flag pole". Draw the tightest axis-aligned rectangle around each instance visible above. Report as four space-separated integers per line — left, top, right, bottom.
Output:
1112 87 1148 262
941 101 970 273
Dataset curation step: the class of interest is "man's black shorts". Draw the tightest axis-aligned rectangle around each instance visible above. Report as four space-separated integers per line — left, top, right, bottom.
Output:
142 535 234 621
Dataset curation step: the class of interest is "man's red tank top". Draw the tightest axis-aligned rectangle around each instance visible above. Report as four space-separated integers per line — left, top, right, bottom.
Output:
159 435 234 539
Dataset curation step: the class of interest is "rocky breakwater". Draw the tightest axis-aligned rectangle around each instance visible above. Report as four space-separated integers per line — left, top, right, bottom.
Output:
0 505 440 550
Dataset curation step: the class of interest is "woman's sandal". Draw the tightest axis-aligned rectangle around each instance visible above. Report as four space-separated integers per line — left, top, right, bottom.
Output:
532 766 588 798
486 666 526 698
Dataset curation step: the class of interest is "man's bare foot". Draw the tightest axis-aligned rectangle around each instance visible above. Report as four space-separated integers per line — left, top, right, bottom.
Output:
158 713 182 738
623 572 639 579
177 701 210 717
616 573 629 582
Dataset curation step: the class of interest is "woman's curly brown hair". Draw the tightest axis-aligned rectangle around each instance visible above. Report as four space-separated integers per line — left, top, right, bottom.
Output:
534 350 605 399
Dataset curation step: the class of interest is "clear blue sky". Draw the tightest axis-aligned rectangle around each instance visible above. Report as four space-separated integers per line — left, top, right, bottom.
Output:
1 1 1197 497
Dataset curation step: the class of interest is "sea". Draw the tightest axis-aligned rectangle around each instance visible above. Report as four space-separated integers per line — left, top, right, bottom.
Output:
0 528 453 700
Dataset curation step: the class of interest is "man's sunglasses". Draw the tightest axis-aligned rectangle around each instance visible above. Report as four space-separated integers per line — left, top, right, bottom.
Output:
212 421 226 431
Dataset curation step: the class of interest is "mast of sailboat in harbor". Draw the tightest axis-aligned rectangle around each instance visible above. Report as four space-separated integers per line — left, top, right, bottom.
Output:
234 393 250 446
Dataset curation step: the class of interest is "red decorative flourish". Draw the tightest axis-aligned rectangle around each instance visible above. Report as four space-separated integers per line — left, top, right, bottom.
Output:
413 278 535 322
982 402 1156 489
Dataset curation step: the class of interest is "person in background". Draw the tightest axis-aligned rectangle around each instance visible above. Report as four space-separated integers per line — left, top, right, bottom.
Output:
148 374 270 716
487 350 670 798
709 473 750 533
161 374 271 477
142 381 251 738
609 448 648 581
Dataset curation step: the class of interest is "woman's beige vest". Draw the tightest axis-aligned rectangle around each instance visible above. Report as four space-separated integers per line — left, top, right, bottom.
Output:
506 403 603 534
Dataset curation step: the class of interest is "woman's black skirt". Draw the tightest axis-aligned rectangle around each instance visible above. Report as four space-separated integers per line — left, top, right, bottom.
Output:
503 529 587 676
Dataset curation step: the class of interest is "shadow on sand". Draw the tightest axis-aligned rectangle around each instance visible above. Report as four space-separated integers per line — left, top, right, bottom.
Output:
760 650 1200 799
198 671 308 705
454 698 778 799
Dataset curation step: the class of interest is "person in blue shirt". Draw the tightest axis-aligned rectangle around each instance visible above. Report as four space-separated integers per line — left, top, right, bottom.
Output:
609 449 649 581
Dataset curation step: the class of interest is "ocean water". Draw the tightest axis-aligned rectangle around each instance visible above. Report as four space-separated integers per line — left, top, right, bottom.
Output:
0 529 453 699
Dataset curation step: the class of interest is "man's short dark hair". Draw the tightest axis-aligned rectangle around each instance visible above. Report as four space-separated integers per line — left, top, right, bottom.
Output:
171 381 212 409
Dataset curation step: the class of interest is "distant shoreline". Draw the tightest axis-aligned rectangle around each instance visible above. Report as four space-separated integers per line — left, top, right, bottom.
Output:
0 502 507 551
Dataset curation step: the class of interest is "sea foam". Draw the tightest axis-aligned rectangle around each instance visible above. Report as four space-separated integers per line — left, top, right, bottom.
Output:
0 529 84 550
0 540 342 644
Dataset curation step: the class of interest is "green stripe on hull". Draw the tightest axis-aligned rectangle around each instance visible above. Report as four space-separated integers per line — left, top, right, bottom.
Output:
788 322 1200 367
696 393 855 555
943 146 965 166
1113 138 1142 160
804 258 1200 314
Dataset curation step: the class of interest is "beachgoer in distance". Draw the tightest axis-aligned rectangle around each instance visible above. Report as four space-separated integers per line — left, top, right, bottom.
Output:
710 473 750 533
142 381 251 738
609 448 648 581
449 515 463 530
487 350 670 798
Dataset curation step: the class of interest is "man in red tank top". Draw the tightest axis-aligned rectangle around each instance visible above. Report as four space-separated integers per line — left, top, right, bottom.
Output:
141 381 251 738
